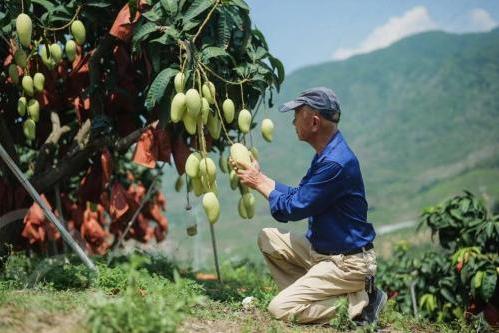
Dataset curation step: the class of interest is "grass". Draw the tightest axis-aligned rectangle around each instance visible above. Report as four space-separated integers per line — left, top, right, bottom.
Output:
0 251 489 333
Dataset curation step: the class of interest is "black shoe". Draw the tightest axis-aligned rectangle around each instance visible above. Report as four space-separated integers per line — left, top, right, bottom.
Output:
362 288 387 325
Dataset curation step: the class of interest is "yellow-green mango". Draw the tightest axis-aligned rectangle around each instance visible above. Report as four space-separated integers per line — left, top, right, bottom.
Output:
238 109 252 133
27 99 40 122
16 14 32 48
185 152 202 178
174 72 185 93
71 20 86 45
222 98 235 123
185 88 201 117
230 143 251 168
170 92 186 123
22 75 34 96
33 72 45 92
202 192 220 224
17 97 27 116
199 157 216 181
23 119 36 140
261 118 274 142
182 111 197 135
202 81 215 104
65 40 77 62
207 112 221 139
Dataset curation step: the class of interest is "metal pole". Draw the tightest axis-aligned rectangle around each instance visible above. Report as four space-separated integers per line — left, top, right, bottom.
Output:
0 143 96 271
209 223 222 282
54 184 68 253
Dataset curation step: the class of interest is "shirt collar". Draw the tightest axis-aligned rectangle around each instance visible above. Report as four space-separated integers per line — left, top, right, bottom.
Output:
316 130 343 161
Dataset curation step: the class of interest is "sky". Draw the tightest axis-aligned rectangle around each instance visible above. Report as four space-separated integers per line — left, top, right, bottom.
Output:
245 0 499 73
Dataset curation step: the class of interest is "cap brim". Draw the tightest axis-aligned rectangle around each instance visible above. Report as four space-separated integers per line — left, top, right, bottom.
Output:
279 100 303 113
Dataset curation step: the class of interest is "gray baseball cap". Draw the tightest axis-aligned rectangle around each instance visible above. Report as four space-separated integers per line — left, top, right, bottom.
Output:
279 87 341 121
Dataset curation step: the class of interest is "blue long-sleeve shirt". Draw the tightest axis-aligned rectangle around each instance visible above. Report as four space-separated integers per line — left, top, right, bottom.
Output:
268 131 376 254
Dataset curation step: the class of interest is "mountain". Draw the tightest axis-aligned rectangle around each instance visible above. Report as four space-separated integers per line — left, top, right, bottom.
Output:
160 29 499 264
261 28 499 223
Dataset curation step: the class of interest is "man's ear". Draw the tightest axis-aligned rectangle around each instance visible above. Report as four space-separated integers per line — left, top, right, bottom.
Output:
312 115 321 131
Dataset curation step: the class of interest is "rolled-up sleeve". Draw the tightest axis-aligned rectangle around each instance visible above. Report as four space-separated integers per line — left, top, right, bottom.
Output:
268 161 344 222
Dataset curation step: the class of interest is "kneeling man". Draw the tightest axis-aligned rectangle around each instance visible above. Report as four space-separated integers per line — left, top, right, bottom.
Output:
233 87 387 325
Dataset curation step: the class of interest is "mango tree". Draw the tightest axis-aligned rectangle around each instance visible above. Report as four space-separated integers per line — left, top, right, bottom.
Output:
0 0 283 262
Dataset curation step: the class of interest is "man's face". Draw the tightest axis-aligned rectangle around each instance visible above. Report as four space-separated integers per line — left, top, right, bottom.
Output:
293 106 314 141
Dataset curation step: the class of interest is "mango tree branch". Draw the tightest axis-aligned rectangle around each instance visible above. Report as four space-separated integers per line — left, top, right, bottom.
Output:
30 122 155 193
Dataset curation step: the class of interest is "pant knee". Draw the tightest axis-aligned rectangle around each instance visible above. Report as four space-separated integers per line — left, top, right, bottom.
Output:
267 296 287 320
257 228 274 252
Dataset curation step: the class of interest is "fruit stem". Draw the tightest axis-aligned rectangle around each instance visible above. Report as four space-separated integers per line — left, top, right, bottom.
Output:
41 6 82 31
192 0 221 43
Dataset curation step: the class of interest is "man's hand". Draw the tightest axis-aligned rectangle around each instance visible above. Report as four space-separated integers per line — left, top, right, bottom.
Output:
230 156 275 199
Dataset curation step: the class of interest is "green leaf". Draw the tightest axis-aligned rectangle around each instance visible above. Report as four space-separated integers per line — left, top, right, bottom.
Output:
149 27 180 45
143 3 163 22
84 1 112 8
31 0 55 11
160 0 178 16
200 46 230 62
145 68 179 111
230 0 249 11
132 22 158 45
480 272 497 302
268 54 285 85
216 8 231 47
183 0 214 22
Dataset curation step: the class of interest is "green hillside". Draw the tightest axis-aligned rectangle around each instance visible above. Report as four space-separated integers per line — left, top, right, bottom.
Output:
161 29 499 265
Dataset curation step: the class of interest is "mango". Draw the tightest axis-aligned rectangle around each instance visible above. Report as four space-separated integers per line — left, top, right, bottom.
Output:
14 49 27 68
219 154 228 173
202 81 215 104
65 40 77 62
27 99 40 122
207 112 221 139
202 192 220 224
230 143 251 168
191 177 204 196
261 118 274 142
185 152 202 178
222 98 235 123
182 111 197 135
39 45 55 69
33 73 45 92
174 175 184 192
23 119 36 140
16 14 32 48
22 75 34 96
250 147 259 161
17 97 27 116
238 109 252 133
229 170 239 190
49 43 63 63
8 64 19 84
170 92 186 123
174 72 185 93
201 97 210 125
71 20 86 45
238 197 248 219
199 157 216 181
242 192 255 218
185 88 201 117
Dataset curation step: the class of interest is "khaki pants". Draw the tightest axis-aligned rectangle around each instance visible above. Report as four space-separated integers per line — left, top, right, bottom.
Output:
258 228 377 324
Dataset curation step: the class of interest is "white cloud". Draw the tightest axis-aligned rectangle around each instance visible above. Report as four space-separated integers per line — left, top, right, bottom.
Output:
468 8 497 32
333 6 438 60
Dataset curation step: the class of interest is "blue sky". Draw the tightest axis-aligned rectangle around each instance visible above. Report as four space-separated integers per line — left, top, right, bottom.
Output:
245 0 499 73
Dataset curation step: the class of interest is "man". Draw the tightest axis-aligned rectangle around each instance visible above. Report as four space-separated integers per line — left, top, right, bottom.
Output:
233 87 387 326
